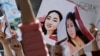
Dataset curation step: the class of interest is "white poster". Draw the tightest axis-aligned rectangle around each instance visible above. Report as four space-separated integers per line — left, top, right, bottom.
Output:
36 0 94 55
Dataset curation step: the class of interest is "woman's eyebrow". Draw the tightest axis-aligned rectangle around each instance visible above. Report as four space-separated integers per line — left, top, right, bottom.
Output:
47 16 51 18
53 17 58 20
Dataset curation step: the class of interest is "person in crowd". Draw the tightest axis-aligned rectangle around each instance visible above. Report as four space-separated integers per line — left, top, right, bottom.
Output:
0 31 13 56
0 5 13 56
0 23 24 56
89 23 100 56
9 30 25 56
0 8 24 56
96 30 100 47
0 11 13 55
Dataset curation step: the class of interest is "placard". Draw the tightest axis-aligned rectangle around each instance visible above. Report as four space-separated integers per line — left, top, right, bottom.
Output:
36 0 94 55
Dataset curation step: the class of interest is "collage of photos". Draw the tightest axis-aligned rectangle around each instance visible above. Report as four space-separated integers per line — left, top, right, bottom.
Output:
36 0 94 56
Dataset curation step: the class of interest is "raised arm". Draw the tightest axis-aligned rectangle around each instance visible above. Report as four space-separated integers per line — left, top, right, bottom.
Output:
17 0 48 56
17 0 35 24
0 30 13 56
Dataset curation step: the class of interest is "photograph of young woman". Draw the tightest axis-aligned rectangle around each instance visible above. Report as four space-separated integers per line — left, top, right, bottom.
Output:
41 10 63 56
65 12 90 55
42 10 63 45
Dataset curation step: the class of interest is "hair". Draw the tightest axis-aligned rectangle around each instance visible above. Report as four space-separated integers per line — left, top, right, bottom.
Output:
66 12 89 46
42 10 63 35
0 4 3 17
96 30 100 37
0 4 5 17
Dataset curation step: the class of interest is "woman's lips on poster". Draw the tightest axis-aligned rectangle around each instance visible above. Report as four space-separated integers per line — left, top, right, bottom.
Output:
46 24 52 28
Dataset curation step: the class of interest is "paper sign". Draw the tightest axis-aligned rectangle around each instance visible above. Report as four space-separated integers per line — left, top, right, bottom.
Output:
37 0 94 55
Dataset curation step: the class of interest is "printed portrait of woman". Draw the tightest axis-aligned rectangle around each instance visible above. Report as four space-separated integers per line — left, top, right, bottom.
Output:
41 10 63 56
65 12 90 55
42 10 63 45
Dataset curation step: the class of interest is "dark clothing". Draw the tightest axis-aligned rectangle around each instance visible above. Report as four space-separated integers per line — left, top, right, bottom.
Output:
0 9 3 17
92 50 100 56
80 54 86 56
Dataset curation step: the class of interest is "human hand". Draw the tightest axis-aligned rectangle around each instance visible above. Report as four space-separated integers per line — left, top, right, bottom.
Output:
10 38 22 52
11 30 18 39
0 22 3 30
10 30 22 52
0 30 6 43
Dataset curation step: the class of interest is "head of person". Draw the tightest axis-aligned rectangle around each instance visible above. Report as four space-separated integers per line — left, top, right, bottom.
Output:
66 12 89 46
42 10 63 35
96 30 100 40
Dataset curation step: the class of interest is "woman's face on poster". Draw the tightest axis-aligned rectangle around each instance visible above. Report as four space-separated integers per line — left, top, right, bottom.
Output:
67 19 76 39
45 12 60 31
